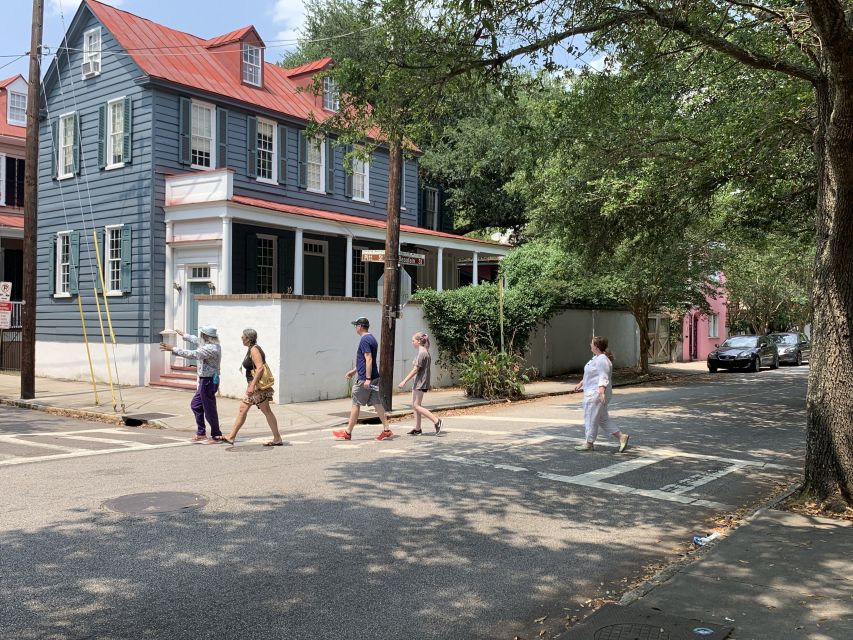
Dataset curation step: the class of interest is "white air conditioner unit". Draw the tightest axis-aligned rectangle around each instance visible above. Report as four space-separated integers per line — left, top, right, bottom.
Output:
81 60 100 78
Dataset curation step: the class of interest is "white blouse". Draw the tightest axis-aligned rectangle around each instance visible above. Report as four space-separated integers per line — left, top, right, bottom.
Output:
582 353 612 396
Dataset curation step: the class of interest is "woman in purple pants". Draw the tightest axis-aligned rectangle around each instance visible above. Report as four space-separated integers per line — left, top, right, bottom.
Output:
160 325 223 443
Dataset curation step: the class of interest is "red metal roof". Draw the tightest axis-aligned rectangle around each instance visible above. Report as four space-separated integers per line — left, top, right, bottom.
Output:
285 57 333 78
205 26 259 48
0 214 24 228
84 0 329 125
0 75 26 140
230 195 504 247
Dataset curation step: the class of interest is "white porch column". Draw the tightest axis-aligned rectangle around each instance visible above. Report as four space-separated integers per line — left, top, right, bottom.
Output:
293 228 304 295
436 247 444 292
345 235 353 297
163 222 174 374
220 217 232 294
472 251 479 286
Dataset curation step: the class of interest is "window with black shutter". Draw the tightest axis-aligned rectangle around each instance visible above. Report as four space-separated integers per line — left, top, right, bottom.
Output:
5 157 25 208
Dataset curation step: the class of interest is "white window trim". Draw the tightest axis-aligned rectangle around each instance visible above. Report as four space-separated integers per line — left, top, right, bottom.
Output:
104 224 124 296
0 153 5 207
55 231 72 298
352 151 370 203
323 77 339 112
352 245 370 298
255 117 277 185
105 96 126 171
303 239 329 295
82 27 102 78
306 137 325 194
242 43 263 87
57 112 75 181
7 91 26 126
190 100 216 171
424 187 440 230
708 313 719 339
256 234 278 293
400 169 407 210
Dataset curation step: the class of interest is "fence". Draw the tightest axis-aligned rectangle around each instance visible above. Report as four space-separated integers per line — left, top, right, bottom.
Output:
0 301 24 372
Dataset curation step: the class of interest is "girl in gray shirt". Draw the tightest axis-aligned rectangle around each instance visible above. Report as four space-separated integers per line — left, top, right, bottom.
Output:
399 332 442 435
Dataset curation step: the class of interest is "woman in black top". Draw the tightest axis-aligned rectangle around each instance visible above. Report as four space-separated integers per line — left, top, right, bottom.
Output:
221 328 283 446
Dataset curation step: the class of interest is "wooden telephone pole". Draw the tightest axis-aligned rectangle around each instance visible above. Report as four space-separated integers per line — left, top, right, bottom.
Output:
379 139 403 411
21 0 44 399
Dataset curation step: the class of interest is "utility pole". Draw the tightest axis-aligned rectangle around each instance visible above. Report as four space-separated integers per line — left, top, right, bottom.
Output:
379 138 402 410
21 0 44 399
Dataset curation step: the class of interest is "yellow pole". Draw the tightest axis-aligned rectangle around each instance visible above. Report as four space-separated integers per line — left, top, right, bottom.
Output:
92 286 117 410
76 295 100 405
92 231 125 412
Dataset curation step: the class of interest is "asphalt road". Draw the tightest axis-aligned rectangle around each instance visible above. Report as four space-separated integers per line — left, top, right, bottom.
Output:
0 366 807 640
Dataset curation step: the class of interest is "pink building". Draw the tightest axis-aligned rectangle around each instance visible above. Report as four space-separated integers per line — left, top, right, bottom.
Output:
680 289 727 362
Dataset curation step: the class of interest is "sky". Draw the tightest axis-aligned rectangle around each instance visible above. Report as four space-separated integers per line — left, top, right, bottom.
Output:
2 0 309 81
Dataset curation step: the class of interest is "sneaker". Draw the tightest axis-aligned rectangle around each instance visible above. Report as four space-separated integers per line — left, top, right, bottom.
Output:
191 434 207 442
618 433 630 453
407 428 423 436
434 419 442 435
574 443 594 451
376 430 394 441
332 429 352 440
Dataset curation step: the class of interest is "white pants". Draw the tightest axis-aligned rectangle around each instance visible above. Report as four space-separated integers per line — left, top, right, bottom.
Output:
583 392 618 443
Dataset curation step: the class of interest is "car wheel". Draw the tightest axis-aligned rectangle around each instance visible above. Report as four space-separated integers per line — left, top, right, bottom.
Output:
708 364 718 373
752 356 761 373
796 351 802 366
770 355 779 370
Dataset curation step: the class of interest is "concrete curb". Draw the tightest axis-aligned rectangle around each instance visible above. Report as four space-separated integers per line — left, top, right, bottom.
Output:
617 479 803 606
0 397 128 426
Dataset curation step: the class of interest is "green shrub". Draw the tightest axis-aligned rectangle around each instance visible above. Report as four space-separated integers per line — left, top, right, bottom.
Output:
459 348 530 399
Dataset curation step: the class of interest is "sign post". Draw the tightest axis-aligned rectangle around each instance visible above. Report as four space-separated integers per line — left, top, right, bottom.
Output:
0 282 12 330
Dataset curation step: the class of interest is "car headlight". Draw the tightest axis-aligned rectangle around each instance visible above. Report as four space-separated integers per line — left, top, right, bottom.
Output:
709 352 718 358
737 351 752 358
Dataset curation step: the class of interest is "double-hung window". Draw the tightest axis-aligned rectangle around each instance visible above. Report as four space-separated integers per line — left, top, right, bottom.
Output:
708 313 719 339
0 155 25 208
82 27 101 78
105 225 123 294
256 118 276 182
256 234 277 294
242 44 262 86
323 77 339 111
422 187 439 230
352 247 368 298
351 150 369 202
58 113 76 180
106 98 125 168
191 102 215 169
8 92 26 126
306 137 324 192
56 232 71 295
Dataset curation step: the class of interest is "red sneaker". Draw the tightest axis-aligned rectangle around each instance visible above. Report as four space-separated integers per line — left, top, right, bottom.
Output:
332 429 352 440
375 430 394 441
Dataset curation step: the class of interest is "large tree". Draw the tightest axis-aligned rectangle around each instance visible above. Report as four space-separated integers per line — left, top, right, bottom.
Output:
427 0 853 504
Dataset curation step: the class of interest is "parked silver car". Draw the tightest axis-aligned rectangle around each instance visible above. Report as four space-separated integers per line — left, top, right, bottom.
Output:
768 332 810 366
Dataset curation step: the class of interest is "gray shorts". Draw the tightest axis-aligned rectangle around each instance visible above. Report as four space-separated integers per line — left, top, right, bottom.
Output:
352 379 381 406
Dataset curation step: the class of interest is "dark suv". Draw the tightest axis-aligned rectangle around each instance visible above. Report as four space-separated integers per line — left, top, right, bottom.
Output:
708 335 779 372
768 332 810 366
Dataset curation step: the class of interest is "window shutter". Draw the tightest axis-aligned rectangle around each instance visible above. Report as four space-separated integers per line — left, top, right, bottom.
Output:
245 233 258 293
69 231 80 294
277 125 287 185
97 104 106 169
123 96 133 164
48 235 56 295
418 186 426 227
178 97 191 165
120 225 132 293
217 108 228 169
72 112 81 175
297 130 307 188
344 144 353 198
325 138 334 194
51 120 58 180
246 116 257 178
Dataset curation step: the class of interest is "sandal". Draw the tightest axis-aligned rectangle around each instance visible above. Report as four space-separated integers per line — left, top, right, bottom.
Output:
263 441 284 447
407 428 423 436
219 436 235 444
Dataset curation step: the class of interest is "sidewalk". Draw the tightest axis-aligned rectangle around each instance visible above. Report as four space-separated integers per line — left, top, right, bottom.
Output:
626 505 853 639
0 361 708 437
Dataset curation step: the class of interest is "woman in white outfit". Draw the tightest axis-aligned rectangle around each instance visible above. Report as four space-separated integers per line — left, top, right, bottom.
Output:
573 336 630 452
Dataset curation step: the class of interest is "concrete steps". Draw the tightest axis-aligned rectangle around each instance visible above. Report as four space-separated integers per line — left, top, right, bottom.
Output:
151 365 197 391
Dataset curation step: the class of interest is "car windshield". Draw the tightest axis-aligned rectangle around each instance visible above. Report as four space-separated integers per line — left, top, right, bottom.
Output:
721 336 758 348
770 334 798 345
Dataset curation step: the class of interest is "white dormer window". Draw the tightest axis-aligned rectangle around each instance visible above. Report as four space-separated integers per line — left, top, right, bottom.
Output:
82 27 102 78
242 43 262 86
7 91 26 126
323 77 339 111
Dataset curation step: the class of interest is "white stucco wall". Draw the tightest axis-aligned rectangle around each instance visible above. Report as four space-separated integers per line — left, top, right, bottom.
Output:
36 340 160 386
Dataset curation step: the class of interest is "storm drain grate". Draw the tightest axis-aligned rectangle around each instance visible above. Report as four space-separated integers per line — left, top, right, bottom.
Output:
225 445 280 453
103 491 208 515
121 413 177 426
565 604 732 640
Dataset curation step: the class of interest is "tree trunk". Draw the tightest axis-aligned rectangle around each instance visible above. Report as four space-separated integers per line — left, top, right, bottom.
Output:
630 300 651 374
803 75 853 503
379 139 403 411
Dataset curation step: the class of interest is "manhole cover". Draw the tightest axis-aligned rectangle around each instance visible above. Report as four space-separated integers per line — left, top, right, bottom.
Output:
225 445 279 453
103 491 208 514
565 605 731 640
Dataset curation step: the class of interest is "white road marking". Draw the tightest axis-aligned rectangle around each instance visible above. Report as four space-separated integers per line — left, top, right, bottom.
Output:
660 463 748 494
0 435 81 452
51 434 140 446
0 440 195 467
451 416 570 424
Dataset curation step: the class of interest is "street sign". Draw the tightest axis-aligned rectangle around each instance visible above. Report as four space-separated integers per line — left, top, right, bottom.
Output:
0 301 12 329
0 281 11 302
376 269 413 310
361 250 426 267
